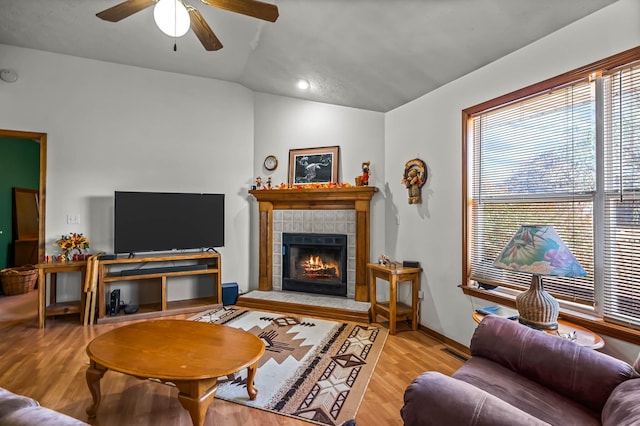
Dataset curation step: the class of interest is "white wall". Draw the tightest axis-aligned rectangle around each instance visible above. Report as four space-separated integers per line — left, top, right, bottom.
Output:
0 44 385 303
385 0 640 362
0 44 254 300
252 93 385 290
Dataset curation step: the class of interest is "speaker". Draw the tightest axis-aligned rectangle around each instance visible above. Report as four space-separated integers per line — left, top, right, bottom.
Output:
109 289 121 316
403 260 420 268
222 282 239 306
99 254 116 260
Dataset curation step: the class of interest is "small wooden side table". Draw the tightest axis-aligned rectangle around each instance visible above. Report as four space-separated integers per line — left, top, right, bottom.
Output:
368 263 422 335
472 311 605 350
37 261 87 329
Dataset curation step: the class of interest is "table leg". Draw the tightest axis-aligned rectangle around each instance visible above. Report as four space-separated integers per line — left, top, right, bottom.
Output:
389 276 397 335
85 361 107 418
369 270 377 323
411 274 419 331
246 361 259 400
37 268 45 329
175 378 218 426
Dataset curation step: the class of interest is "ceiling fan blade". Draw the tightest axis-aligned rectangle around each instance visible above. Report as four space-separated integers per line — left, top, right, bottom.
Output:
188 7 223 51
96 0 156 22
201 0 279 22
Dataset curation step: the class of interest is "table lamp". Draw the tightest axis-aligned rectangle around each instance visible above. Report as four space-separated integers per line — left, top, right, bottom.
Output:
493 225 586 330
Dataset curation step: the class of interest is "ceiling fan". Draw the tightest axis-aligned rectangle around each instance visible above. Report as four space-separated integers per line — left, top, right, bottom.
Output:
96 0 279 51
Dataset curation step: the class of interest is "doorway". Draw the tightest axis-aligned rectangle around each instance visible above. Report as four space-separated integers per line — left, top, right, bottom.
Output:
0 129 47 271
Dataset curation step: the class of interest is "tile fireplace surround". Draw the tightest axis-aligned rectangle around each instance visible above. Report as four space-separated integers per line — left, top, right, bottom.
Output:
249 187 378 302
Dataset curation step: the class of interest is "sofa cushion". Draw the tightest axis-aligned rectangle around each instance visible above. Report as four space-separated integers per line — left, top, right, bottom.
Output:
470 316 634 412
453 357 600 426
601 378 640 426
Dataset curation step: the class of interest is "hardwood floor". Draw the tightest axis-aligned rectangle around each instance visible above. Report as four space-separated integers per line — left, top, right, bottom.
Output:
0 292 466 425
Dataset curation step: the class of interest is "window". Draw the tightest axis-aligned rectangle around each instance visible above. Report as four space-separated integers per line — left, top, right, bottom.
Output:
462 47 640 339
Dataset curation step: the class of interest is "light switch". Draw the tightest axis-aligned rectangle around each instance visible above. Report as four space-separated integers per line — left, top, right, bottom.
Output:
66 214 80 224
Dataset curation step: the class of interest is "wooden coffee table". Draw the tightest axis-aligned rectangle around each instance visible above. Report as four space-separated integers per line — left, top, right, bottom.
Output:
85 320 265 426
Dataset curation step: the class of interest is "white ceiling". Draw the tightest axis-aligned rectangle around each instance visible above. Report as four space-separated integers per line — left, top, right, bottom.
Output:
0 0 618 112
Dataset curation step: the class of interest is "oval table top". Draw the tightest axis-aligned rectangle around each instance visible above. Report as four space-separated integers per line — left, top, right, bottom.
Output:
86 319 265 380
472 311 605 350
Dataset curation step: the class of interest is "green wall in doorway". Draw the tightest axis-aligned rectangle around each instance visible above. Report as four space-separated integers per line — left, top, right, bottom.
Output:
0 137 40 270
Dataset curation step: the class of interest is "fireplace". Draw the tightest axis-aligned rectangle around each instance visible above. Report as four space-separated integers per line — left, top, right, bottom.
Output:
282 233 348 297
249 186 377 302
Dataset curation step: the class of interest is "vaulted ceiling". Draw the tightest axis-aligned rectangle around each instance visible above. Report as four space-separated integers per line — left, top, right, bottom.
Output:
0 0 618 112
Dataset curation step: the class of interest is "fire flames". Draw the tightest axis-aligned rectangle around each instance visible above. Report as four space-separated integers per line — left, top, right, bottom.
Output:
301 254 340 279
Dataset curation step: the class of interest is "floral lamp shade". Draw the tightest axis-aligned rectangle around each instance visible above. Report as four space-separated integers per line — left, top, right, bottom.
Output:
494 225 586 278
493 225 586 330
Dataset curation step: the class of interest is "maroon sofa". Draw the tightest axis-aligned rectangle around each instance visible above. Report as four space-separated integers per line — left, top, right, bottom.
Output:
0 387 88 425
402 315 640 426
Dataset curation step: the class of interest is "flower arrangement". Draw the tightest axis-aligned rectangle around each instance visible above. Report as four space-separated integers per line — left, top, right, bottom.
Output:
55 233 90 255
267 182 354 190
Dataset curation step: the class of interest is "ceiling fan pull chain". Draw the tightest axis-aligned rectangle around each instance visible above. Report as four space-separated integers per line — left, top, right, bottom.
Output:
173 0 177 51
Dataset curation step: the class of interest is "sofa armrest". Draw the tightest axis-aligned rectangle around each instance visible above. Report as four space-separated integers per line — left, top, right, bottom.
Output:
0 388 88 426
401 372 548 426
0 388 38 416
602 379 640 426
471 316 634 412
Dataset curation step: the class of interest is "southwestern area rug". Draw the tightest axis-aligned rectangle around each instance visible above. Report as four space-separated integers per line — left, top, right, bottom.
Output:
190 306 388 426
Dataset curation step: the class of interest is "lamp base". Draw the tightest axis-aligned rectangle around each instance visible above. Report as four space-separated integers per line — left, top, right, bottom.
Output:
516 274 559 330
518 316 558 331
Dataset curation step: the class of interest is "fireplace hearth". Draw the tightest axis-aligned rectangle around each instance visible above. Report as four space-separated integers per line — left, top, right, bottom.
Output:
282 233 347 297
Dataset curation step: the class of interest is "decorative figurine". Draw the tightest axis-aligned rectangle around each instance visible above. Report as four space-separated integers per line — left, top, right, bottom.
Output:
255 176 262 189
402 158 427 204
361 161 371 186
266 176 272 189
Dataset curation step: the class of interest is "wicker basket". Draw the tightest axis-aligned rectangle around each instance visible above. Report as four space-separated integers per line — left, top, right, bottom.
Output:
0 266 38 296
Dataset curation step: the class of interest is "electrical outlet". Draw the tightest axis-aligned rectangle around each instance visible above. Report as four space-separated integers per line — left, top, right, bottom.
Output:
418 290 424 299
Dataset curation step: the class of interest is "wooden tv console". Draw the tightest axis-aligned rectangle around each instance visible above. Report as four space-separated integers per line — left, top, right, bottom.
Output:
96 252 221 323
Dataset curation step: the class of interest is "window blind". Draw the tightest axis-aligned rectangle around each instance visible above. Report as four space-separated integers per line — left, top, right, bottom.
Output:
603 63 640 326
470 80 595 305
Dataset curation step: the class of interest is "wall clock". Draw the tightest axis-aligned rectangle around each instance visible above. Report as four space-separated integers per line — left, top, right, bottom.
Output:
264 155 278 171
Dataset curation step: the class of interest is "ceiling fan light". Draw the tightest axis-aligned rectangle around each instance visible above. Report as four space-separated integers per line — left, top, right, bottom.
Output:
297 79 310 90
154 0 190 37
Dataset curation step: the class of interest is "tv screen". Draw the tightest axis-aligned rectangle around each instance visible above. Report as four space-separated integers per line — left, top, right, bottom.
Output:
114 191 224 254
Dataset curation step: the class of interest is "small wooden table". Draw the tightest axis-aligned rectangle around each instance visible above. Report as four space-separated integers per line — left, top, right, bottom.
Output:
368 263 422 334
472 311 605 350
85 320 265 426
37 261 87 328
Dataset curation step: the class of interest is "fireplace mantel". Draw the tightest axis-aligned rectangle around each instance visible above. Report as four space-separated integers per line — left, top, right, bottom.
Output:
250 187 378 302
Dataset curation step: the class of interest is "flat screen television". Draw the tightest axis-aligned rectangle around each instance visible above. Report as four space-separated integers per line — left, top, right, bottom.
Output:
114 191 224 254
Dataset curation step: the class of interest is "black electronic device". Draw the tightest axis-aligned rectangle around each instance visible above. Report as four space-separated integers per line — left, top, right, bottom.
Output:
114 191 225 255
120 264 207 276
124 304 139 315
109 289 121 316
99 254 116 260
403 260 420 268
